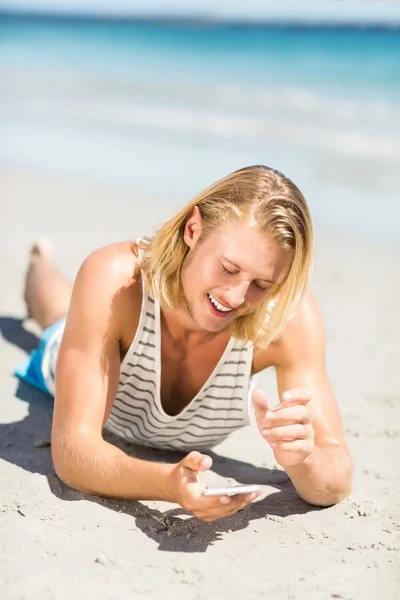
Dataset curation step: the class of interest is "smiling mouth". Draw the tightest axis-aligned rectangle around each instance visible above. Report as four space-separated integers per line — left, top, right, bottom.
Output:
207 293 234 315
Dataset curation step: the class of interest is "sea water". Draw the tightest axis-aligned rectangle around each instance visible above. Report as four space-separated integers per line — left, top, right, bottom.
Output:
0 15 399 242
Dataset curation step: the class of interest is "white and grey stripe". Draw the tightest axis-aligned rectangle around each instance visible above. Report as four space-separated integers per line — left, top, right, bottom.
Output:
104 276 254 451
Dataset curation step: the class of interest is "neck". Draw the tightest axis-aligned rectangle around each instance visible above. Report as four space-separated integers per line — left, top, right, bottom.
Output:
161 305 228 347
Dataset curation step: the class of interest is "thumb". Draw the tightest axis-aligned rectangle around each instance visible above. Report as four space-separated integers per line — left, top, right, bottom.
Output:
252 389 270 418
181 451 213 474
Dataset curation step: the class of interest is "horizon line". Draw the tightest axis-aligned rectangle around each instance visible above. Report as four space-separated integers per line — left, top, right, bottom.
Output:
1 9 400 31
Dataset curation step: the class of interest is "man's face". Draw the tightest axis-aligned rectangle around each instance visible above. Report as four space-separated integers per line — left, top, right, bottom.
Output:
180 219 289 333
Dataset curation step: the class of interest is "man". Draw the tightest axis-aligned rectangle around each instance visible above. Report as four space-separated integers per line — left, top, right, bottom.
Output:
18 165 352 523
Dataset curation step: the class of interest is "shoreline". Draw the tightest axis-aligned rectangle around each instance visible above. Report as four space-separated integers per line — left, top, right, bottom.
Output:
1 163 399 255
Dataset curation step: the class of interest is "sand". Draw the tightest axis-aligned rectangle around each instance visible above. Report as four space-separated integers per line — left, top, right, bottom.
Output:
0 166 399 600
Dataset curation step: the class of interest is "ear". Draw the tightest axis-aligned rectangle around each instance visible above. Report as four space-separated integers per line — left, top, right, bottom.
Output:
183 206 203 249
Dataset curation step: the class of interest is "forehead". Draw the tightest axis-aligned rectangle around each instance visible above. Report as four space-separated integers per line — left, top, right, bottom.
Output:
203 222 289 279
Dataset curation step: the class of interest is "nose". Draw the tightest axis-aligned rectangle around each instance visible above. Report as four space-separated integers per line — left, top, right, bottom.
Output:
225 281 249 309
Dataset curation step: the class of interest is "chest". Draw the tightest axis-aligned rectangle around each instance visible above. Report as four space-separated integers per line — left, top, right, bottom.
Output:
160 335 230 417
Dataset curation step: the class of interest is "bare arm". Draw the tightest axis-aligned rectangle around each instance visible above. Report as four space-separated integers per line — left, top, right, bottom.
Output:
51 245 175 501
254 292 353 506
51 245 259 522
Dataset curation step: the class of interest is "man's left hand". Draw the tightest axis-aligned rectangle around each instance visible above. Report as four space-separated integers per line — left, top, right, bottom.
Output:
252 388 315 469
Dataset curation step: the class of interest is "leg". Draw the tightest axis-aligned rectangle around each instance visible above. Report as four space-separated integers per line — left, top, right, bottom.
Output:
23 239 73 330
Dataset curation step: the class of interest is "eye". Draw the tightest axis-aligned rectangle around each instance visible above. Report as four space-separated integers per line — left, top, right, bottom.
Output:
221 264 236 276
253 282 268 291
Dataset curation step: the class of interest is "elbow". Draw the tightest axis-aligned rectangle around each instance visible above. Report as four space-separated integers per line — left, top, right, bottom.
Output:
305 467 353 508
51 430 89 494
307 486 352 508
329 473 353 506
332 449 354 504
299 483 351 508
51 444 79 491
298 450 354 508
332 472 353 505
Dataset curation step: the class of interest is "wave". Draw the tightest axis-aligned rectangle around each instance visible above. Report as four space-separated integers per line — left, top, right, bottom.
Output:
1 68 399 161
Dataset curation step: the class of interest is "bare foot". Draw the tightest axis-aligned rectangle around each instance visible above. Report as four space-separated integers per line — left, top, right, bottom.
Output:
23 238 55 315
23 239 72 328
28 238 54 263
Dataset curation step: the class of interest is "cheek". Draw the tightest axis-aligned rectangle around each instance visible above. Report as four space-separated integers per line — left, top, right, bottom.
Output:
197 261 219 288
244 289 268 311
182 258 213 294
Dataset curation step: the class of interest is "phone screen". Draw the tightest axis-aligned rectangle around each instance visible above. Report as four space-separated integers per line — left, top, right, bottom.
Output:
202 484 259 497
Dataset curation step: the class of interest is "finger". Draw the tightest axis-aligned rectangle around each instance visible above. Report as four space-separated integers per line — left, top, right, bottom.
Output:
261 423 313 443
195 491 241 511
182 451 213 473
200 490 260 515
271 439 313 454
232 490 262 512
188 486 262 518
257 411 309 435
198 491 261 522
263 404 310 426
281 388 312 405
252 389 270 418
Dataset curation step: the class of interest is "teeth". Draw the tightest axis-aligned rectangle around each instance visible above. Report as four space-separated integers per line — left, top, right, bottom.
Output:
208 294 233 312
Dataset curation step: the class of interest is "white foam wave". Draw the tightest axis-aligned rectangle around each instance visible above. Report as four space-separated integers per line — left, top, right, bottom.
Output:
1 68 399 161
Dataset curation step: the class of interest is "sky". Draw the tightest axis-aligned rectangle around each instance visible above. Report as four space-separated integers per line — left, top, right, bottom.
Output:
1 0 400 25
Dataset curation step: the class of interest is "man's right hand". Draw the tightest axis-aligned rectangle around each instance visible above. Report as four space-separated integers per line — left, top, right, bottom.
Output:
169 451 260 523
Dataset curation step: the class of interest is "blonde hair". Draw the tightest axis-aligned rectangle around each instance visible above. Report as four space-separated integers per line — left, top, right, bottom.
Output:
137 165 313 348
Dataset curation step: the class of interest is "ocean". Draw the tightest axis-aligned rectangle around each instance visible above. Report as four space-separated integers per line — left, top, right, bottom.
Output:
0 15 399 242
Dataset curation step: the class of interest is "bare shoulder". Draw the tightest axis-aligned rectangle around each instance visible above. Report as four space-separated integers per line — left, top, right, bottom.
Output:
253 290 325 374
54 241 144 444
79 241 140 286
67 241 143 343
76 241 142 303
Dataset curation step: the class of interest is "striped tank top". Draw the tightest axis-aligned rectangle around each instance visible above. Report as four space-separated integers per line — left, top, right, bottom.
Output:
104 278 254 451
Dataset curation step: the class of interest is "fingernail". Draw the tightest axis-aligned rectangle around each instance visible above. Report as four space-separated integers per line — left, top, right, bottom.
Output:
261 429 271 437
265 411 276 419
201 456 212 469
270 442 278 448
220 496 231 505
246 492 256 501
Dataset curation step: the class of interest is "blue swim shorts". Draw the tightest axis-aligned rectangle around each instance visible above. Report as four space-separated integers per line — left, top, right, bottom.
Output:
14 318 66 396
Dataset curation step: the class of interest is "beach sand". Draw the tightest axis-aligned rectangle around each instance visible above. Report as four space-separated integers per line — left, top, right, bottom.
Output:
0 166 399 599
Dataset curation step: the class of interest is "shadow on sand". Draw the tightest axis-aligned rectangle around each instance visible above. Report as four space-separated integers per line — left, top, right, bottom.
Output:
0 315 322 553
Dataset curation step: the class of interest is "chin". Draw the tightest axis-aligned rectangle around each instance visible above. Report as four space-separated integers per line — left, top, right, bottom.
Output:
193 316 224 333
189 307 227 332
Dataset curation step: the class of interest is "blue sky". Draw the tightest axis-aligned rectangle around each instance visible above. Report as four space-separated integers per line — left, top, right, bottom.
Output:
1 0 400 25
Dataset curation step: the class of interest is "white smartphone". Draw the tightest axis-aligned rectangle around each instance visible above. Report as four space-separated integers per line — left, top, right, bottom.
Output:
202 484 259 497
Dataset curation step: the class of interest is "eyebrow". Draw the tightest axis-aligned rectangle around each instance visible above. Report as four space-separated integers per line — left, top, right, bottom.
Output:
224 259 278 285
